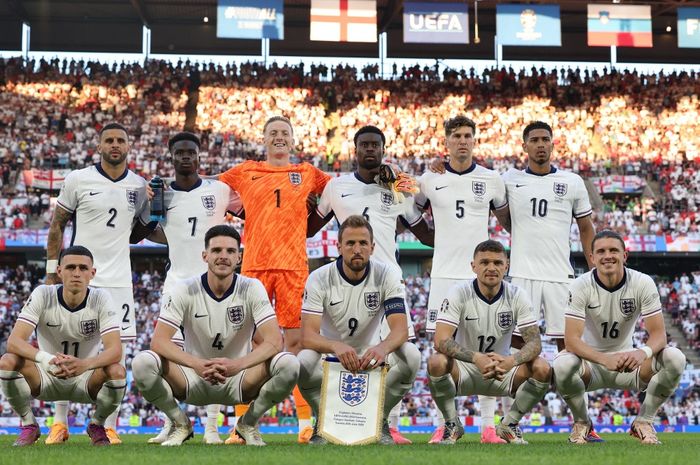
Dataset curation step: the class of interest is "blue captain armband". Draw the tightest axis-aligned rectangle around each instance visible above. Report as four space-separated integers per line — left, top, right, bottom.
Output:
384 297 405 316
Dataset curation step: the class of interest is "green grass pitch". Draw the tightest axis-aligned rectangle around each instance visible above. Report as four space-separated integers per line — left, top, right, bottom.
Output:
3 434 699 465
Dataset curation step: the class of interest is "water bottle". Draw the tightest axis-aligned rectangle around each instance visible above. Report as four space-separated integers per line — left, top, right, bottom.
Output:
149 176 165 222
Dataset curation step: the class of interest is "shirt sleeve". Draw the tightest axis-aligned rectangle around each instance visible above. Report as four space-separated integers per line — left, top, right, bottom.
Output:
224 184 244 216
249 278 277 327
96 289 121 337
383 267 406 316
301 270 325 316
315 179 334 219
573 175 593 219
158 288 185 330
564 277 588 321
56 171 78 213
435 283 463 328
491 174 508 210
311 165 331 195
218 163 245 191
514 288 538 330
16 286 47 328
640 274 662 318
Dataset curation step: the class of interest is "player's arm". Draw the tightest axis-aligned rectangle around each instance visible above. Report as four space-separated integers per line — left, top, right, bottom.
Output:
130 222 167 244
210 319 283 379
46 206 72 284
359 310 407 370
512 323 542 365
301 312 361 372
618 312 667 372
6 321 53 365
434 322 491 373
564 317 621 371
407 217 434 247
151 322 210 375
307 209 333 238
576 214 596 270
307 180 334 238
493 204 511 233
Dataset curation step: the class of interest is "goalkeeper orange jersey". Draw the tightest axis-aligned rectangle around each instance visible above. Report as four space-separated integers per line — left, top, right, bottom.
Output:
219 160 330 272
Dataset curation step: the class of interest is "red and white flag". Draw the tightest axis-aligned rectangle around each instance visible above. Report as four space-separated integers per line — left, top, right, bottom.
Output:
310 0 377 42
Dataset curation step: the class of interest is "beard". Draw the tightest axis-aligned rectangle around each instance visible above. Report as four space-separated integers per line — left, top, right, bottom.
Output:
102 151 127 166
345 256 368 273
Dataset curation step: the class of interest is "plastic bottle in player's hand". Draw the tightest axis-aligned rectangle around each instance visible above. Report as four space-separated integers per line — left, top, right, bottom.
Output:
149 176 165 222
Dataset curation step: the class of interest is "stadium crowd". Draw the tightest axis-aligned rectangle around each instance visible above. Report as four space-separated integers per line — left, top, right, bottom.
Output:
0 268 697 427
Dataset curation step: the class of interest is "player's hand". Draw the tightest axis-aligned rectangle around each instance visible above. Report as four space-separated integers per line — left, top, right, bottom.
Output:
193 359 221 384
617 350 646 372
306 193 318 216
489 355 515 380
46 273 61 285
51 354 87 378
209 357 243 378
473 352 493 376
332 342 361 372
602 353 624 372
145 183 154 201
359 345 386 370
428 158 446 174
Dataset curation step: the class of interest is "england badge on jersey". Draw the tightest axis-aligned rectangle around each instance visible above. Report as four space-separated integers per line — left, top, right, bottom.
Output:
126 190 138 210
380 191 393 206
553 182 568 197
497 310 513 329
227 306 244 327
201 195 216 215
620 298 636 317
79 319 98 337
472 181 486 197
364 292 380 313
289 172 302 185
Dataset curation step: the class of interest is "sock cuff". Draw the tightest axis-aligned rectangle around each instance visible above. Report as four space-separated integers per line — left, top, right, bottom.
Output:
104 378 127 389
429 373 452 383
527 378 550 390
0 370 22 380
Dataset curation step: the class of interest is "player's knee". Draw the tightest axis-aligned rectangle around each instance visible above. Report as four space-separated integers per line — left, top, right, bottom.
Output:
659 347 686 377
553 352 581 382
131 351 160 387
271 352 300 382
531 357 552 383
297 349 321 385
104 362 126 380
0 353 21 371
427 353 449 377
397 343 421 378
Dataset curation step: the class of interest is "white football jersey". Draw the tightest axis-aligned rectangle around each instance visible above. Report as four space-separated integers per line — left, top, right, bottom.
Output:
502 167 592 283
416 162 507 279
565 268 662 352
57 164 150 288
158 273 276 360
302 258 406 354
316 173 423 276
17 285 120 359
436 279 537 356
161 179 243 295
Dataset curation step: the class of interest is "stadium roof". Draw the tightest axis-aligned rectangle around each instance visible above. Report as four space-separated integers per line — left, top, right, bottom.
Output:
1 1 699 63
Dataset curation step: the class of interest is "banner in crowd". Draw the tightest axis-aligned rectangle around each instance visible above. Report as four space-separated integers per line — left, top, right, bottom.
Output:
678 7 700 48
496 4 561 46
587 4 653 47
591 175 646 194
307 229 339 259
318 358 386 445
24 168 71 191
310 0 377 42
216 0 284 39
403 2 469 44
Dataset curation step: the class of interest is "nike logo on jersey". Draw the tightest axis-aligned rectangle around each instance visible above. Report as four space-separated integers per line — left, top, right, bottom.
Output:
252 175 265 180
435 186 448 191
194 313 208 318
166 206 176 211
587 304 601 309
89 191 101 196
330 301 343 306
464 317 479 321
515 184 527 188
341 193 353 198
46 322 62 327
121 325 130 331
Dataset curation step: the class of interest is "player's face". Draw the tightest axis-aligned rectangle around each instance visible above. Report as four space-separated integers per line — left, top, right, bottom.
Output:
99 129 129 166
523 129 553 166
57 255 95 293
263 120 294 160
338 226 374 273
471 251 508 288
355 133 384 170
445 126 475 162
171 140 199 175
591 237 627 275
203 235 241 278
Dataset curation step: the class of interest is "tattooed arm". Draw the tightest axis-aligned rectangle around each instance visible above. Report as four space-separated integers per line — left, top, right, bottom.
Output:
46 206 73 284
513 324 542 366
434 323 491 375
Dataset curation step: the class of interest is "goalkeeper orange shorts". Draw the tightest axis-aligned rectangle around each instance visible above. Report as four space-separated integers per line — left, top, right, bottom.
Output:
244 269 307 329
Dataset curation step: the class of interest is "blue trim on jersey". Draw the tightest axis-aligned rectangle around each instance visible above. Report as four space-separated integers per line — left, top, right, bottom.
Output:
57 286 90 312
472 279 504 305
200 272 238 302
95 163 129 183
384 297 405 316
170 178 203 192
336 257 370 286
445 161 476 175
593 268 627 293
525 166 557 176
353 171 376 185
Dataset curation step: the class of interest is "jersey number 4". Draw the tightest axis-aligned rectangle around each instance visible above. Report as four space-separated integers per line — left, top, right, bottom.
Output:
212 333 224 350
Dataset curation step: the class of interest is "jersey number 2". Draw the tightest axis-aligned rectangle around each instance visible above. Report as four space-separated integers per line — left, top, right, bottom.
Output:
106 208 117 228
